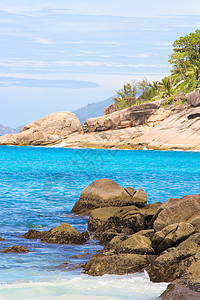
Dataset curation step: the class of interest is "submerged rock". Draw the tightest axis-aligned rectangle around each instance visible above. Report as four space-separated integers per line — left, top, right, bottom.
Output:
0 237 5 241
1 246 29 253
24 223 89 245
72 179 147 215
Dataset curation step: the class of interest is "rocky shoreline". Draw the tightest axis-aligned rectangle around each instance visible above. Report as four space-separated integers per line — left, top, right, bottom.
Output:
0 89 200 151
2 179 198 299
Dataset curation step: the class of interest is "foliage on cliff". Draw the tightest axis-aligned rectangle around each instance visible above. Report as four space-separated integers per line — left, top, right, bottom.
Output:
114 30 200 110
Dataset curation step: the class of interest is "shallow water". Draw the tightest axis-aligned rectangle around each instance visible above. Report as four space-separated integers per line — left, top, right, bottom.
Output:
0 146 199 299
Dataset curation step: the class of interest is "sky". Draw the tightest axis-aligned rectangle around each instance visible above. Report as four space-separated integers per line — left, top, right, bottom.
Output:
1 1 200 127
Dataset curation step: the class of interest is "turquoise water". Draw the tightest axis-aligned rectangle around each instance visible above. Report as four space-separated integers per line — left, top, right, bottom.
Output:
0 146 199 300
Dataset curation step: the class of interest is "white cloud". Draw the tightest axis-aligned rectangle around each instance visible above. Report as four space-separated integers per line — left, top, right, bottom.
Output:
35 38 54 45
153 42 173 46
0 59 169 70
142 28 169 31
104 41 121 45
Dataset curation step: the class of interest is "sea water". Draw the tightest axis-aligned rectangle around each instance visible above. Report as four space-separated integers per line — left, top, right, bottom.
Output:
0 146 199 300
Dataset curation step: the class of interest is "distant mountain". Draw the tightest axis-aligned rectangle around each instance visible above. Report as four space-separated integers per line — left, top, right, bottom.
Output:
72 96 114 124
0 124 17 135
15 125 24 133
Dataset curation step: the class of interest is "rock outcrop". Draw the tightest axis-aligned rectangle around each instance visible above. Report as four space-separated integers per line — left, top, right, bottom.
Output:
104 103 117 115
84 101 162 133
71 179 147 215
24 223 89 245
70 181 200 298
0 112 82 146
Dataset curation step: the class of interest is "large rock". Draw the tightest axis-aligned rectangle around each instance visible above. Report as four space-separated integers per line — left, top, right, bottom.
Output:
94 203 161 244
152 223 195 253
107 234 154 255
88 206 123 231
147 239 200 283
160 281 200 300
83 253 148 276
72 179 147 215
84 101 162 133
153 194 200 232
24 223 89 244
186 88 200 107
0 112 83 146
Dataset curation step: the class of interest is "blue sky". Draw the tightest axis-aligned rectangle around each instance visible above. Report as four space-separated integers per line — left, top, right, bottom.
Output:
1 1 200 127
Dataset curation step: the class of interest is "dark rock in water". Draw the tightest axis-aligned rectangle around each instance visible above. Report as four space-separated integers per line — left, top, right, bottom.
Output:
57 262 84 271
152 222 195 253
147 239 200 283
0 237 5 241
1 246 29 253
152 194 200 232
69 253 91 259
24 229 45 239
24 223 90 245
83 253 148 276
71 179 147 215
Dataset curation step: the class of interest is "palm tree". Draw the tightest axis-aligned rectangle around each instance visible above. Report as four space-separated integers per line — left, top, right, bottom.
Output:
160 77 173 96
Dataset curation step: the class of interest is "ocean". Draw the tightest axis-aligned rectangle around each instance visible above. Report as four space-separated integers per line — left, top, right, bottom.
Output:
0 146 199 300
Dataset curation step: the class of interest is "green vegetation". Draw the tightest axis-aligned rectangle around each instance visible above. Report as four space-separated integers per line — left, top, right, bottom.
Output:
114 29 200 110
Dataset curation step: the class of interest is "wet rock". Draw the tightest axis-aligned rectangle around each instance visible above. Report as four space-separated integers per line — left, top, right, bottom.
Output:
107 234 154 255
160 281 200 300
24 223 90 245
24 229 45 239
58 262 84 271
0 237 5 241
94 230 126 245
93 203 161 244
88 206 123 232
152 223 195 253
83 253 148 276
147 240 200 283
71 179 147 215
153 194 200 232
69 253 91 259
1 246 29 253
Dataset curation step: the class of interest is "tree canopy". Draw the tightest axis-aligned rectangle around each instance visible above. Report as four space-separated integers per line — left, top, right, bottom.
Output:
169 29 200 84
114 30 200 111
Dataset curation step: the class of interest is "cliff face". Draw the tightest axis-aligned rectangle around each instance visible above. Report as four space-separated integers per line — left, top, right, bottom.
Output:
0 89 200 150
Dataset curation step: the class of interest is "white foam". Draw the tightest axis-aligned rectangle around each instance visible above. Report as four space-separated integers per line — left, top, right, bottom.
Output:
0 271 168 300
